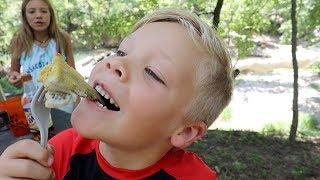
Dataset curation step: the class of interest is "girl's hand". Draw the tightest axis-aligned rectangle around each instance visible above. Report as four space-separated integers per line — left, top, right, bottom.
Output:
8 71 22 88
0 139 55 180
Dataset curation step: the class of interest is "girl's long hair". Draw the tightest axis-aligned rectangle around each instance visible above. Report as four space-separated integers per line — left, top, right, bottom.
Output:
10 0 67 60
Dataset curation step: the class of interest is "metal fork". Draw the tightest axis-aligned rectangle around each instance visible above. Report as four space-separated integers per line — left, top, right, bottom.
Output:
31 85 50 147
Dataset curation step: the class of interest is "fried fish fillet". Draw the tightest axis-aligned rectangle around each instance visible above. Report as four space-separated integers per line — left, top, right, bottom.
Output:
39 53 103 108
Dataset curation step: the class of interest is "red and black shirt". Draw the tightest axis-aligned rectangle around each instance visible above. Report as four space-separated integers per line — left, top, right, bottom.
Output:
49 128 217 180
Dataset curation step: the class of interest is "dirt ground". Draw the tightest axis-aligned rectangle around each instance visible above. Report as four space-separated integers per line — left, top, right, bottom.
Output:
210 38 320 131
189 130 320 179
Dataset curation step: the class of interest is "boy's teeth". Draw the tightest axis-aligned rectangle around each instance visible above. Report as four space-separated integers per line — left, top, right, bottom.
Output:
95 85 110 99
96 101 104 108
96 85 101 91
94 85 119 107
95 85 107 97
104 93 110 99
97 88 105 96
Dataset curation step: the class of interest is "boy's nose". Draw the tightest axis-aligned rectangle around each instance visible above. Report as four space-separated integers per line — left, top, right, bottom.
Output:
106 60 128 82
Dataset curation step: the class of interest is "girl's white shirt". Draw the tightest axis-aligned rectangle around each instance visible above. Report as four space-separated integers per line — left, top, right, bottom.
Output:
20 40 74 113
20 39 57 89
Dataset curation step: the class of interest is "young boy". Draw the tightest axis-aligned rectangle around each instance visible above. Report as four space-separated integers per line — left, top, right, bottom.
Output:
0 8 233 179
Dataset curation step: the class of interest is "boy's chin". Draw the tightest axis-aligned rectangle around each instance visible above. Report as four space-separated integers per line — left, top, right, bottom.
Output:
71 107 89 132
72 100 89 118
71 115 95 139
70 106 101 139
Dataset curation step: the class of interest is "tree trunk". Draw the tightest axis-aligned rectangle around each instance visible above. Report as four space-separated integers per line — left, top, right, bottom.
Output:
289 0 299 142
213 0 224 29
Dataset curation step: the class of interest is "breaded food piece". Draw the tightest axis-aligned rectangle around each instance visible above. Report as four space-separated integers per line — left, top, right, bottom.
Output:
39 53 102 108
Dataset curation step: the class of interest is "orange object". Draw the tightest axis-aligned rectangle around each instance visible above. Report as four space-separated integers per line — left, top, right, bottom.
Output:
0 96 30 136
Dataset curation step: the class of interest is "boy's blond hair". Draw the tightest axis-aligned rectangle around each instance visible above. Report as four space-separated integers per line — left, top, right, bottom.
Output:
132 8 233 127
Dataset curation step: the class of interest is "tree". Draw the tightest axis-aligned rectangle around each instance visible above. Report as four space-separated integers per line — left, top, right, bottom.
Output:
213 0 224 28
289 0 298 142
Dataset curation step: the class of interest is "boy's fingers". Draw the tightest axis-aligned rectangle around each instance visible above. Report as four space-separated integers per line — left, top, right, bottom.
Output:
47 144 55 155
2 139 53 167
3 159 54 180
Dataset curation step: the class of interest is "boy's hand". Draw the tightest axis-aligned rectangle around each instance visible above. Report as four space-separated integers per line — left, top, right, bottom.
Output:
0 139 55 180
7 71 22 88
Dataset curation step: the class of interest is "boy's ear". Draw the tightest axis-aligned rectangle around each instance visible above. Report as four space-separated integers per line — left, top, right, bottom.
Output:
170 121 207 149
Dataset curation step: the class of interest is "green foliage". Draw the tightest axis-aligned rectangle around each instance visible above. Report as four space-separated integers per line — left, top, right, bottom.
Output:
0 77 23 96
310 83 320 92
310 61 320 74
218 0 273 58
262 121 288 136
232 161 247 173
289 166 310 179
0 0 21 53
0 0 319 58
220 106 232 122
0 53 10 65
232 35 255 58
277 0 320 44
261 113 320 137
298 113 320 136
248 152 264 166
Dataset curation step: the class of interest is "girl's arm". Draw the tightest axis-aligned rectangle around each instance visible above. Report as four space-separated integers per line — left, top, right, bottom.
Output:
10 56 21 73
64 32 80 104
8 56 22 87
64 33 75 69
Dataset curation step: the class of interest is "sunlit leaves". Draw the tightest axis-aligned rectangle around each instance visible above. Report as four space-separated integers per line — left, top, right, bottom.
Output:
0 0 21 53
0 0 318 55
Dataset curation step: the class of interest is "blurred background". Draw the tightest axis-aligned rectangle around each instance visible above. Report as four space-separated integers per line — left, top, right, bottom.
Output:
0 0 319 179
1 0 318 136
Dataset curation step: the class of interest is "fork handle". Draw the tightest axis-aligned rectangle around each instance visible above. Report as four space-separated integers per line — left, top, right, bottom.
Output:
40 127 48 147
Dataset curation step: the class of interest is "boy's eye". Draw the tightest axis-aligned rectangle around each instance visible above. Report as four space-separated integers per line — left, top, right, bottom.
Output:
144 68 165 85
116 50 126 57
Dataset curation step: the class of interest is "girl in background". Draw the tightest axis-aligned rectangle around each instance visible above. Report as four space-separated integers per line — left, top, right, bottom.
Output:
8 0 75 89
8 0 76 133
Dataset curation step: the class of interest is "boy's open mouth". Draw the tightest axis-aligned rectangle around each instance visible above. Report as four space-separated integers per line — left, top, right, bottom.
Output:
94 85 120 111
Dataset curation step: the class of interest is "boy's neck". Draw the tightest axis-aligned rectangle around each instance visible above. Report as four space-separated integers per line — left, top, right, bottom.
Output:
99 141 173 170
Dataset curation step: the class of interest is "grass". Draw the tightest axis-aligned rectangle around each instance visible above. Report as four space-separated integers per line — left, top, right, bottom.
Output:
190 112 320 179
188 130 320 179
220 106 232 122
262 113 320 138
